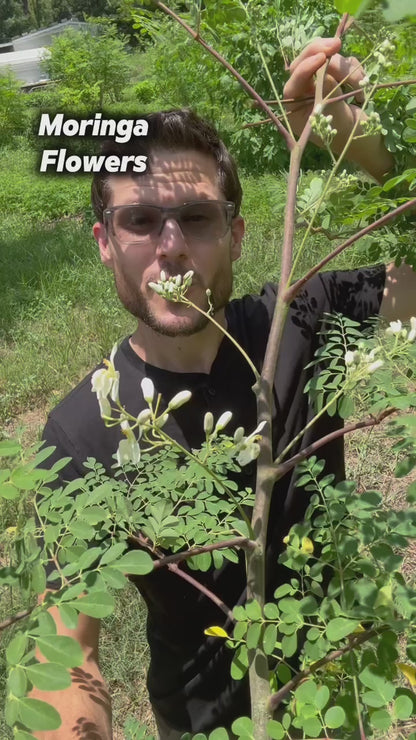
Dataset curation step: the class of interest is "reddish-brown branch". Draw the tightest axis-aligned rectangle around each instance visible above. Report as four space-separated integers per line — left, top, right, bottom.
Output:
268 625 388 712
153 536 255 569
153 1 294 150
166 561 234 620
128 533 234 620
285 197 416 305
273 408 396 477
0 608 33 632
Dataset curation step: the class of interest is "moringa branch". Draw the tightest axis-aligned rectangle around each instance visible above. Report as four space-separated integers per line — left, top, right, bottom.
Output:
273 407 396 477
152 0 294 150
152 536 255 569
268 625 389 712
285 197 416 305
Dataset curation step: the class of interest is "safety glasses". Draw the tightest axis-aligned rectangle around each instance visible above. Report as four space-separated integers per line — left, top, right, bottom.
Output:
104 200 236 245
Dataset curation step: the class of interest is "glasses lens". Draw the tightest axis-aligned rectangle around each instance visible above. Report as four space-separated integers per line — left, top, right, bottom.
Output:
112 205 162 243
109 202 233 244
178 202 230 240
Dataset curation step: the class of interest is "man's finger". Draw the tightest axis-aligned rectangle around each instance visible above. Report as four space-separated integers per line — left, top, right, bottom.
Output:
284 52 327 100
326 53 366 102
290 37 342 73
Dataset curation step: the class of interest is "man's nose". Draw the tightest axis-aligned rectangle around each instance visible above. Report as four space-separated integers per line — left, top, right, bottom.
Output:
156 216 189 257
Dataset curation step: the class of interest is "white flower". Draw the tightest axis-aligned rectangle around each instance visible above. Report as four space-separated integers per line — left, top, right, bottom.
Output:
237 442 260 467
91 344 120 407
116 437 141 466
367 359 384 374
116 420 140 466
345 350 357 366
167 390 192 410
215 411 233 432
204 412 214 435
386 320 402 335
407 317 416 343
97 397 112 419
234 421 266 467
141 377 155 404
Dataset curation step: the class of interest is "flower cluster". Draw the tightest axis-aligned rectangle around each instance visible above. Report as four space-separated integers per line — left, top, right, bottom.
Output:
310 107 337 146
203 411 266 466
386 317 416 342
148 270 194 302
345 346 383 375
360 110 382 138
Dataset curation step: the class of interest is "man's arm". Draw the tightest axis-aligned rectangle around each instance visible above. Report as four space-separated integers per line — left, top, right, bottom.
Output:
31 605 112 740
285 37 416 319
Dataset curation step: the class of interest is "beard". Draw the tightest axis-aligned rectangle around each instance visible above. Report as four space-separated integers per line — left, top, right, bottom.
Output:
112 260 233 338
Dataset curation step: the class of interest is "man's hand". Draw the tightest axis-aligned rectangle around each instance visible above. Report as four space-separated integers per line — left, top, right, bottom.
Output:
283 37 394 182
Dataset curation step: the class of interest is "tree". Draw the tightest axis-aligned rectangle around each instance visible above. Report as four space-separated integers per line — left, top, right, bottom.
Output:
45 23 131 109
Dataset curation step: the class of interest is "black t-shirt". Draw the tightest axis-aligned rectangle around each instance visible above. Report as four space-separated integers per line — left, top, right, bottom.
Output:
42 266 385 733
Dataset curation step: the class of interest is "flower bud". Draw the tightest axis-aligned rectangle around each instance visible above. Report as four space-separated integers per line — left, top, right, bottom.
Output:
141 377 155 404
160 270 167 282
168 390 192 410
137 409 152 425
215 411 233 431
204 412 214 434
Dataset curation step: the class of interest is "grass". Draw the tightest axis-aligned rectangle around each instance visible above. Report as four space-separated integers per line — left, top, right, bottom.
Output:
0 142 414 739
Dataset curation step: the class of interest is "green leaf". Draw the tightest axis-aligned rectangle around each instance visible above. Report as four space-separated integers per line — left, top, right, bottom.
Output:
295 679 318 704
324 706 346 729
369 709 392 731
314 685 330 711
0 439 21 457
101 566 128 589
266 720 284 740
25 662 71 691
231 717 254 736
36 635 83 667
58 604 79 630
111 550 154 575
359 666 395 702
301 717 322 736
8 666 28 697
263 603 279 619
281 632 297 657
394 694 414 720
246 623 262 650
14 731 38 740
100 542 127 565
72 591 115 618
263 624 278 655
208 729 230 740
230 645 249 680
244 600 262 620
0 482 20 500
6 633 28 665
16 697 61 731
326 617 359 642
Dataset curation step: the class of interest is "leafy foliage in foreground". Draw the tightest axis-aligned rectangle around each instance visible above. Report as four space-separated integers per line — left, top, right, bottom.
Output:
1 316 416 738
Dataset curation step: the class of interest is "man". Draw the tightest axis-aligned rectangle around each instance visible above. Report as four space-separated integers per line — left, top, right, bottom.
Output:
34 38 414 739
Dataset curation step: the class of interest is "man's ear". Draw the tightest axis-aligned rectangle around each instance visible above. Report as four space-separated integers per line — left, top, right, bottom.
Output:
93 222 113 268
231 215 245 262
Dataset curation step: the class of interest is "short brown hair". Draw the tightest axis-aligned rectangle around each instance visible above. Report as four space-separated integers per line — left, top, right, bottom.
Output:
91 109 242 221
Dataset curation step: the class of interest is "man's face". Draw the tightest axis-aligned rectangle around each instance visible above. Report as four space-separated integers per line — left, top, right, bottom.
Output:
93 149 244 337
